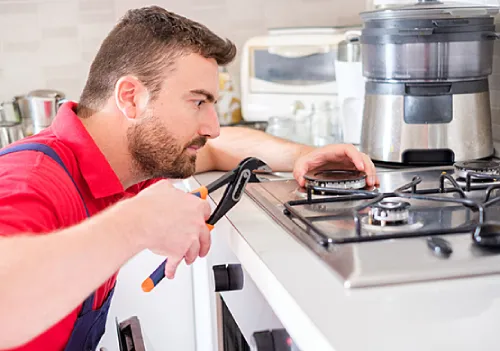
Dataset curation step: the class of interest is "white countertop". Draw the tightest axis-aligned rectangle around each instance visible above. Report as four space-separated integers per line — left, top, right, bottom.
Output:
187 169 500 351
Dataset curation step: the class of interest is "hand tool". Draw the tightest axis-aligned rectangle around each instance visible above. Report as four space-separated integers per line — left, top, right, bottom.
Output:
141 157 271 292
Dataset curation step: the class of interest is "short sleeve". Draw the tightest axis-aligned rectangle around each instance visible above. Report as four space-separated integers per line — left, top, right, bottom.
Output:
0 177 60 237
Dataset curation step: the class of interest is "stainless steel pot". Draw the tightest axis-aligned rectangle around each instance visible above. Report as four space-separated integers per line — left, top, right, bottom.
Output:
26 89 67 134
13 95 34 136
0 122 24 148
0 99 22 125
359 0 500 81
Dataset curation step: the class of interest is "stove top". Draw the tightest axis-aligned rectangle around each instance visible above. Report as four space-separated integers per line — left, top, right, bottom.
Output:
245 162 500 288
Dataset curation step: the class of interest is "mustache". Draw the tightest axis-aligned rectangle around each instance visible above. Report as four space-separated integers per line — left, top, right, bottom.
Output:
186 136 207 149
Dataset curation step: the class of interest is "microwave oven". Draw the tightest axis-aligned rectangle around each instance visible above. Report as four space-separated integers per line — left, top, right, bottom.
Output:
240 27 359 122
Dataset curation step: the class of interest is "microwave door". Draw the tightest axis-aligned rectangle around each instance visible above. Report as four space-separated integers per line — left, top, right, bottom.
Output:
250 45 336 90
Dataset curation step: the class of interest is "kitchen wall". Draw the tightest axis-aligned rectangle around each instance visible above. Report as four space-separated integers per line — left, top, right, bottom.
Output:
0 0 368 102
2 0 500 142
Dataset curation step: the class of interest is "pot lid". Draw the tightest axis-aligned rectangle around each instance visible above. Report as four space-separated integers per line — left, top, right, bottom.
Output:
360 0 500 20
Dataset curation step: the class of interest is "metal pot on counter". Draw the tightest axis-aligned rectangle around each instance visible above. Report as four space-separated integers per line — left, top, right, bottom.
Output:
26 89 67 135
0 89 66 147
0 101 24 148
358 0 500 165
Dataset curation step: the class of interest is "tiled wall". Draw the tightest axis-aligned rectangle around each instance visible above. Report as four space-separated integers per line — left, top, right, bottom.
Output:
0 0 367 102
2 0 500 144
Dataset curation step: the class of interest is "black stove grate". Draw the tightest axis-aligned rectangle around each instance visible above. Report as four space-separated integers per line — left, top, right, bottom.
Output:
282 172 500 250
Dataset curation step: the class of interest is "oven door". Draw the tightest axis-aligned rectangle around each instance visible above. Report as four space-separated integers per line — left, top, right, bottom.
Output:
192 220 301 351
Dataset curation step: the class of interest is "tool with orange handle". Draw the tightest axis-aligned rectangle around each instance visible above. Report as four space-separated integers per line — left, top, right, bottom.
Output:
141 157 271 292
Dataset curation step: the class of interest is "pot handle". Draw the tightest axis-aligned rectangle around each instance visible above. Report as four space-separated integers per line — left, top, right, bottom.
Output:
397 28 434 36
345 30 361 42
56 97 68 110
0 105 5 122
482 32 500 40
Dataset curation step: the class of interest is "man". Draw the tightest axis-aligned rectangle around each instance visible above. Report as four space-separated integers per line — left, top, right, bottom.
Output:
0 6 378 351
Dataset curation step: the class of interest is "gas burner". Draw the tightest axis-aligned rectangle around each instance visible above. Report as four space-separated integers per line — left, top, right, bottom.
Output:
304 170 367 193
361 217 424 234
454 160 500 180
363 200 424 233
368 200 411 226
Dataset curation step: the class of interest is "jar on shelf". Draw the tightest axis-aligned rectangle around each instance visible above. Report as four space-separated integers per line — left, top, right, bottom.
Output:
216 67 242 126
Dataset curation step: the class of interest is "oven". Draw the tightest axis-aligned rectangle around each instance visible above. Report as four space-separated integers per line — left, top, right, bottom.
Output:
192 215 301 351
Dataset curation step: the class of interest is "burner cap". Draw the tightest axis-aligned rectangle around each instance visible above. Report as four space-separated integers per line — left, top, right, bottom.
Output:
369 200 411 225
373 200 410 212
454 160 500 179
304 170 367 191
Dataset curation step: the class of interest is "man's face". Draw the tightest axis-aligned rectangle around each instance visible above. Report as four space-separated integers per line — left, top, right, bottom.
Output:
127 53 220 179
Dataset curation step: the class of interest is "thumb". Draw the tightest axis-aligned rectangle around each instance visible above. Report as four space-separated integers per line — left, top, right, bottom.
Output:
164 256 182 279
293 165 307 188
155 179 174 189
293 157 311 187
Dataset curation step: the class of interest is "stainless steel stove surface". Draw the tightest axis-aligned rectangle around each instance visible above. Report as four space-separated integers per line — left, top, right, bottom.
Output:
245 164 500 288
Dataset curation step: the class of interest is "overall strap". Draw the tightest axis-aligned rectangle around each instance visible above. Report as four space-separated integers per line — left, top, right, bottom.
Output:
1 142 96 314
0 142 90 218
79 290 96 314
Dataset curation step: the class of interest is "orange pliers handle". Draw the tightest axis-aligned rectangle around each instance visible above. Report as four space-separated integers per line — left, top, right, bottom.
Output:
191 186 214 230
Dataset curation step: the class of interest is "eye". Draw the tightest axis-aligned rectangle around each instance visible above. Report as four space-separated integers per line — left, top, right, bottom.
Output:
194 100 206 108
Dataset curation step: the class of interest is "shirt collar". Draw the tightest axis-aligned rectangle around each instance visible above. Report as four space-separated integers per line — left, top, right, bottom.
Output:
51 101 125 198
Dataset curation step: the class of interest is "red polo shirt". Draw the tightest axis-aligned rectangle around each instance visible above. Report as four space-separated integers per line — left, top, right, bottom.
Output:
0 102 156 350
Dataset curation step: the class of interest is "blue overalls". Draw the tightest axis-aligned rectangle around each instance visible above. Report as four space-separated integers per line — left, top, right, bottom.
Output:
0 142 115 351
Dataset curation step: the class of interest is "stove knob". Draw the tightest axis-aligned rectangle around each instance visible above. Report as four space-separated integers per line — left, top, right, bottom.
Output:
253 329 298 351
212 264 244 292
253 330 274 350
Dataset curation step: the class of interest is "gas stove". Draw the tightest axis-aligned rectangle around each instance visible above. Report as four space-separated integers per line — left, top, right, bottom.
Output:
245 161 500 288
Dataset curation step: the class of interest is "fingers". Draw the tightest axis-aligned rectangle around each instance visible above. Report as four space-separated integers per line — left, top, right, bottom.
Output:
292 153 309 188
201 200 211 221
199 223 211 258
293 166 307 188
293 149 321 188
151 179 174 191
341 144 365 172
292 144 380 188
184 238 200 265
361 153 378 186
164 256 182 280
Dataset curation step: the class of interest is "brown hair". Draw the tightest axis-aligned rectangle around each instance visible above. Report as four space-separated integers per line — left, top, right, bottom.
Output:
77 6 236 118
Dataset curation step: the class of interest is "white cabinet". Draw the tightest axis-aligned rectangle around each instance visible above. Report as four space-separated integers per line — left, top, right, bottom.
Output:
97 177 285 351
98 250 197 351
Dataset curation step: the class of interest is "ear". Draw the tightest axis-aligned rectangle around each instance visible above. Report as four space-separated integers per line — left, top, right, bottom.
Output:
114 76 150 120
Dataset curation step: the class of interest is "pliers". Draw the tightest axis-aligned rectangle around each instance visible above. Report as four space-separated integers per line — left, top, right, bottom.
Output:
142 157 271 292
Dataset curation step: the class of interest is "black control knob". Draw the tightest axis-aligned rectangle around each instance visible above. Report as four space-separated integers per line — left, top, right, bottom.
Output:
253 329 298 351
212 264 244 292
253 330 274 350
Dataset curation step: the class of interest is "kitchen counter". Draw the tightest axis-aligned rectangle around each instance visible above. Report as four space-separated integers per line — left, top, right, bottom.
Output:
188 169 500 351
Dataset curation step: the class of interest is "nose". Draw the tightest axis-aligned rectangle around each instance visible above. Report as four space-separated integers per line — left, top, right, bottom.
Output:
199 104 220 139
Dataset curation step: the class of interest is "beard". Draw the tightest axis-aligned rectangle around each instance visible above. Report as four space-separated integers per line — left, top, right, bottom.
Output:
127 114 207 180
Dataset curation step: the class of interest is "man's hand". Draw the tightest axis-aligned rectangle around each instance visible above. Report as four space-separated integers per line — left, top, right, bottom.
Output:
123 180 212 279
293 144 379 188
